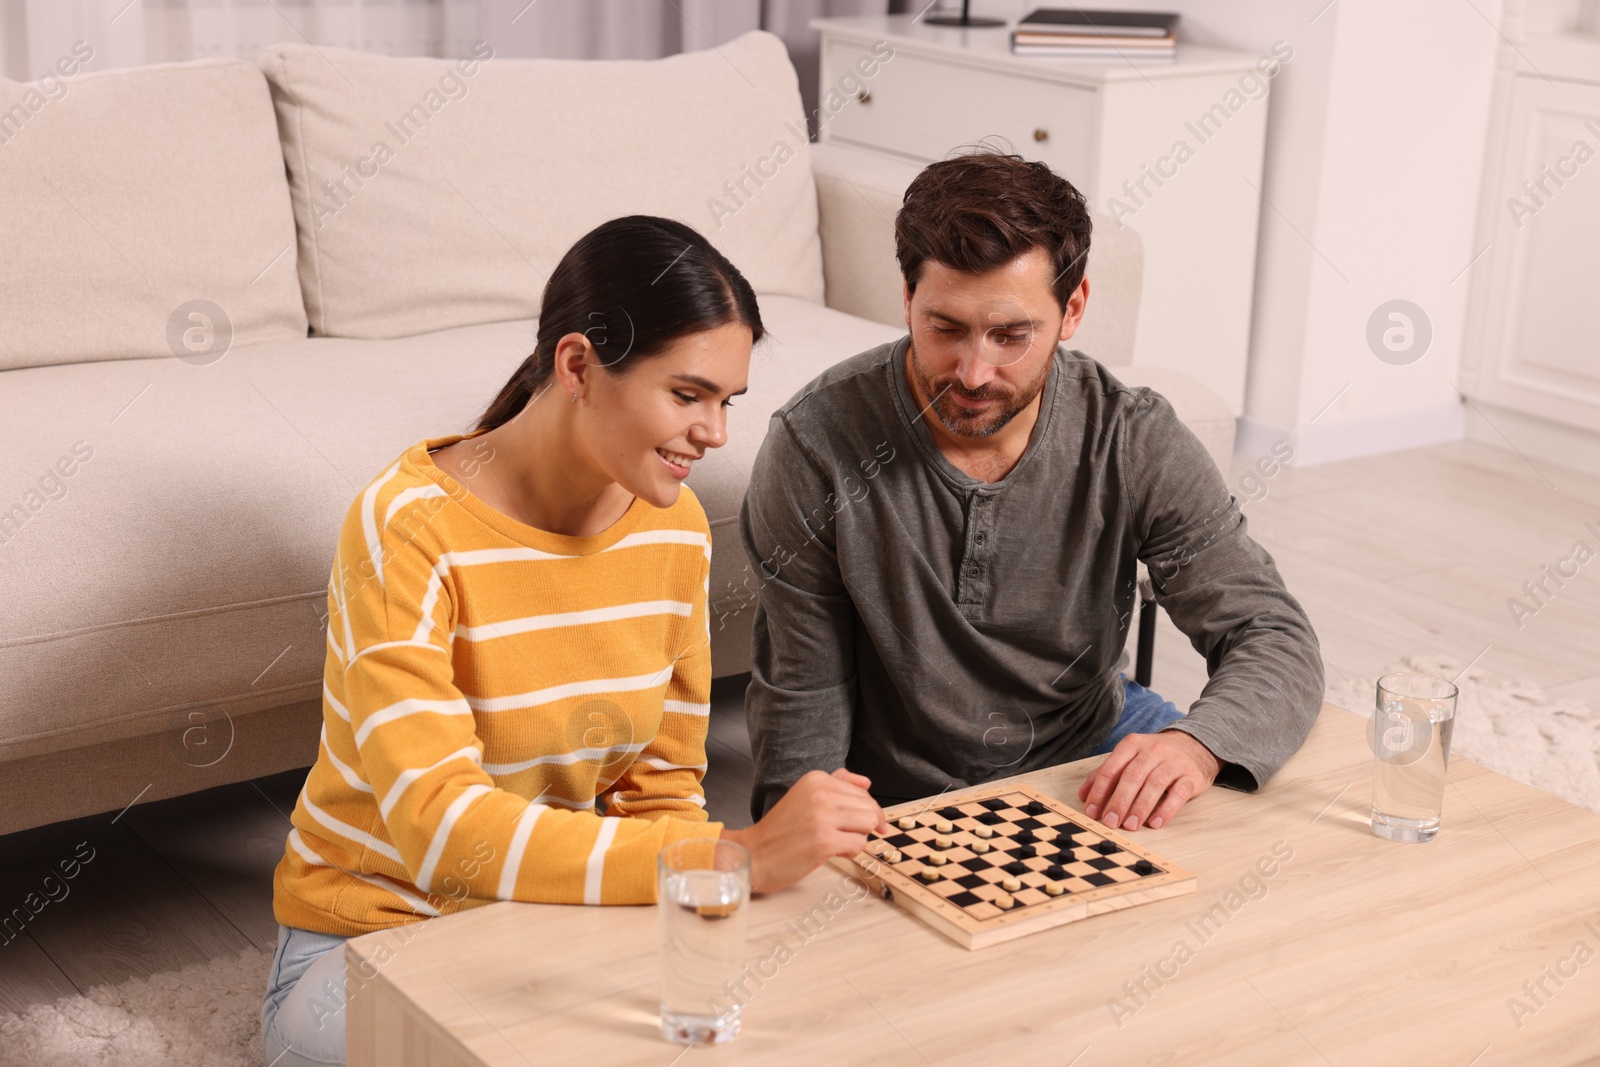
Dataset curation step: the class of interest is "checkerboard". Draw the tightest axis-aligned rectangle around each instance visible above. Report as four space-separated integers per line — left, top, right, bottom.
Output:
833 782 1196 949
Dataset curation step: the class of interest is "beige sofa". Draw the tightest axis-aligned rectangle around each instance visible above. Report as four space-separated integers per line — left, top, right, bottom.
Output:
0 32 1234 835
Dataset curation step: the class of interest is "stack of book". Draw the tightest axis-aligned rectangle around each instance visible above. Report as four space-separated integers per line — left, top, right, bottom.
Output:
1010 8 1179 58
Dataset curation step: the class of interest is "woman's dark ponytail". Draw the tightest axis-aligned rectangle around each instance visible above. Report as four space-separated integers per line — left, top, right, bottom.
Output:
475 216 764 433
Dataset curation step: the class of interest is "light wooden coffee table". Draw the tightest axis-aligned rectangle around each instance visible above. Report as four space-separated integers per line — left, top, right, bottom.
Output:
346 703 1600 1065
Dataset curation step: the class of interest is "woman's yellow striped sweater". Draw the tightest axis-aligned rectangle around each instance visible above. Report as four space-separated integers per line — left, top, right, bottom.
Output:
272 431 723 936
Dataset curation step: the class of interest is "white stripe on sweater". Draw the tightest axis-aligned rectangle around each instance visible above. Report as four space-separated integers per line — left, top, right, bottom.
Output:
583 817 621 905
287 830 441 917
324 684 352 723
411 567 450 644
466 666 674 714
349 639 449 666
415 783 494 892
537 794 595 811
383 485 447 531
361 463 402 588
353 696 473 748
379 745 483 819
638 756 708 773
441 546 574 566
301 793 402 866
607 530 711 560
454 600 692 642
496 801 547 899
482 741 650 776
331 556 357 663
613 791 706 810
404 539 707 641
662 699 710 717
320 724 373 794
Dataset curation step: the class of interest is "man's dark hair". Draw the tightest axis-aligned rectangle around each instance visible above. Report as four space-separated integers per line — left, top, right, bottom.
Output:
894 148 1092 313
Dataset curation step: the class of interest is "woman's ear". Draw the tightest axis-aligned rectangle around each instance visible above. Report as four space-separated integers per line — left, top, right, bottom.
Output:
552 332 595 401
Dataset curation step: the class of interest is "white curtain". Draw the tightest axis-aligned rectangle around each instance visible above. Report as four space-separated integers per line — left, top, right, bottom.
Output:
0 0 888 126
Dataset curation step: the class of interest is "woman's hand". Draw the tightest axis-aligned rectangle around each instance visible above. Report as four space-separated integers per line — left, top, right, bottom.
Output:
721 768 890 894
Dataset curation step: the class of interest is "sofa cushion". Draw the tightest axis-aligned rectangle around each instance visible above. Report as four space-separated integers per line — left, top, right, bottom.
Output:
259 32 826 340
0 59 307 372
0 295 896 763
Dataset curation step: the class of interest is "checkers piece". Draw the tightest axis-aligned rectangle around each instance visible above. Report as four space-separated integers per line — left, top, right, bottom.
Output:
1014 845 1037 859
934 819 954 834
1134 859 1159 875
1000 875 1022 892
1024 800 1049 815
1003 861 1029 876
977 812 1003 825
918 868 941 882
973 826 995 839
993 892 1015 910
1012 830 1037 845
928 853 949 867
1093 840 1120 855
934 835 953 849
897 817 918 831
980 797 1009 811
1044 881 1066 897
971 841 991 854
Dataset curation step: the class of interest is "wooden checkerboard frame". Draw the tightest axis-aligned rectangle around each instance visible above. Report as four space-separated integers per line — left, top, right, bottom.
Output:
830 781 1196 949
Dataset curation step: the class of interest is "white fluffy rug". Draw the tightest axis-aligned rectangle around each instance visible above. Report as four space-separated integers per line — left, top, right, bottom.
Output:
0 946 267 1067
1325 652 1600 814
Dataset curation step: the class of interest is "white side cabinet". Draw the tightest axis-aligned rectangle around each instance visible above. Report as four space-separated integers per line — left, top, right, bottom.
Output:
1461 31 1600 442
812 14 1273 416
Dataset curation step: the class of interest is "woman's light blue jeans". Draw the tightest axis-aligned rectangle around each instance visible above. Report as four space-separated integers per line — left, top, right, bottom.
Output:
261 924 350 1066
1091 675 1186 755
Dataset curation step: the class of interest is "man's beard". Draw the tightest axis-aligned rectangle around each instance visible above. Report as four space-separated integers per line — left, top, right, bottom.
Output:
909 344 1052 439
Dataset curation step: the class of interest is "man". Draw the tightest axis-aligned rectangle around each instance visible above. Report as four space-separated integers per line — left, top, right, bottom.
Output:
740 149 1323 833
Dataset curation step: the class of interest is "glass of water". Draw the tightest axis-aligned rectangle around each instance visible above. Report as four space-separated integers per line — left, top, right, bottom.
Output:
1370 672 1458 843
657 838 751 1045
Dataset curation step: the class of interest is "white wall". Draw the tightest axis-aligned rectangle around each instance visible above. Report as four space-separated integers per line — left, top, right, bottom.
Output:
975 0 1504 464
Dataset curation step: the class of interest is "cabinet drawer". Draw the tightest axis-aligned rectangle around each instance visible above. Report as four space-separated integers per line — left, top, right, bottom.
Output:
824 39 1097 186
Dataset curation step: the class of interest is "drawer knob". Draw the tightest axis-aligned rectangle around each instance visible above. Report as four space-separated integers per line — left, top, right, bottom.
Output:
857 90 872 104
1033 127 1049 142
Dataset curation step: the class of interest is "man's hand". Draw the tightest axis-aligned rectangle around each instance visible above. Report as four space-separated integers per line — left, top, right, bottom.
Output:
722 768 890 893
1076 729 1222 831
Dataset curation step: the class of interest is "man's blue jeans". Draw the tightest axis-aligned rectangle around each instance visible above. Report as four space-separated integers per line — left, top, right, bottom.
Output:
1091 675 1186 756
261 924 350 1066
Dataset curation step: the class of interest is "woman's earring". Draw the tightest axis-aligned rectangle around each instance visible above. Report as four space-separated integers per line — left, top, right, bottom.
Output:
570 390 579 405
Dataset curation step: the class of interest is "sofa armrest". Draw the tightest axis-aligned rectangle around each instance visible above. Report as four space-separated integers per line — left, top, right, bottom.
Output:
811 142 920 328
1074 212 1143 370
809 141 1146 369
1115 365 1237 474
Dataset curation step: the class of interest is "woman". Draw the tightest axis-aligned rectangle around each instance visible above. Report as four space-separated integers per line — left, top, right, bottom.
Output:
261 216 887 1066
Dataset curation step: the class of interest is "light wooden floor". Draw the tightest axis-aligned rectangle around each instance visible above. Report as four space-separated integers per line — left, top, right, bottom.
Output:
1 440 1595 1017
